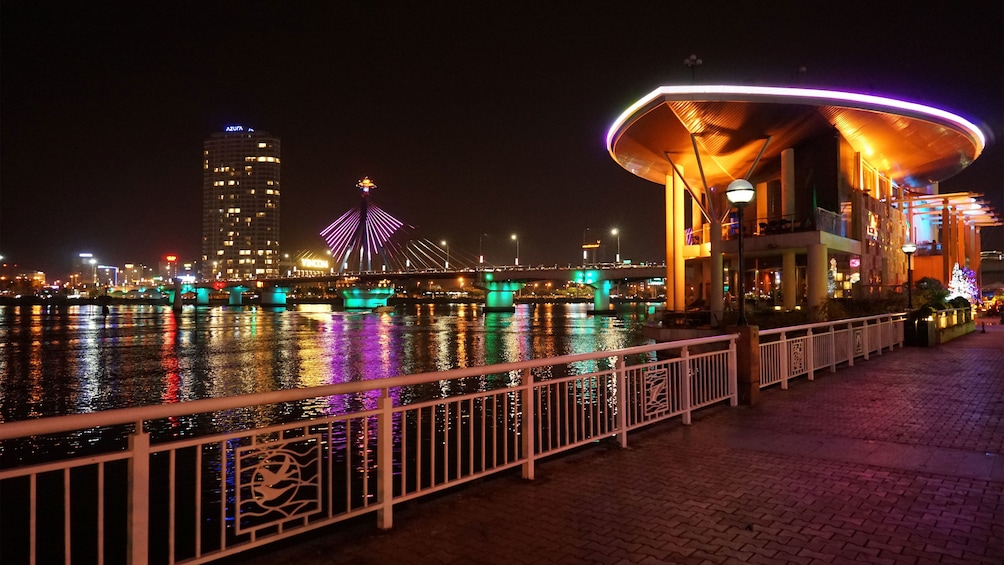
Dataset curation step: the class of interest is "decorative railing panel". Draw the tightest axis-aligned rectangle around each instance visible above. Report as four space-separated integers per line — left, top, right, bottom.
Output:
0 335 736 564
759 314 905 390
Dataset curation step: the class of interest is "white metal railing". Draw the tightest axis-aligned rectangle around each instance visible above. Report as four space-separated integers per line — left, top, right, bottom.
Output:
0 334 737 564
758 313 906 390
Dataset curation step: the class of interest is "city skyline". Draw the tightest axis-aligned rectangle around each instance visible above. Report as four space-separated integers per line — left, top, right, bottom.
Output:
2 2 1001 277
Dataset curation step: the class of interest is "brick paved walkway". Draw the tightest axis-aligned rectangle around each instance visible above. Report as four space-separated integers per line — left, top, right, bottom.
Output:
236 318 1004 564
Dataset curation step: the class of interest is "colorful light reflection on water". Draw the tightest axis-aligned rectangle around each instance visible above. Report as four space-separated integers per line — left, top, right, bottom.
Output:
0 302 658 426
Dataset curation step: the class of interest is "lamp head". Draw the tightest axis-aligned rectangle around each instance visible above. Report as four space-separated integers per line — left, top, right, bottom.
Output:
726 179 755 206
901 242 917 255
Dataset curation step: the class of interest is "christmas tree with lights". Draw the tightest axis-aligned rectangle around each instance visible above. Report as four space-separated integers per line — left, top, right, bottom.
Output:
947 262 979 304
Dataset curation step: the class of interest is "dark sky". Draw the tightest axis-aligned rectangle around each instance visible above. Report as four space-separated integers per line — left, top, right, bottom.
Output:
2 2 1002 277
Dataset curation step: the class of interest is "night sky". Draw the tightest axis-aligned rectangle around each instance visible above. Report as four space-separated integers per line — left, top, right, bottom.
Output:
2 2 1002 278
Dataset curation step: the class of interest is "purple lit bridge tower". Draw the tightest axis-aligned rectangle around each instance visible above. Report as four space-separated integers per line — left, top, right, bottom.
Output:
320 177 471 308
321 177 407 273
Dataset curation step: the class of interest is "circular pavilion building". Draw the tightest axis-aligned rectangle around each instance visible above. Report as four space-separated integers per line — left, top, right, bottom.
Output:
606 85 997 323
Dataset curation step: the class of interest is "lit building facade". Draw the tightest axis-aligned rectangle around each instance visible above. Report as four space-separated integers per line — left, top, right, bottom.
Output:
202 126 281 280
607 85 999 319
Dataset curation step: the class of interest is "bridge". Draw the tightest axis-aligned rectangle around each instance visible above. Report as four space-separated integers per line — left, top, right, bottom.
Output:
166 177 670 312
167 263 668 313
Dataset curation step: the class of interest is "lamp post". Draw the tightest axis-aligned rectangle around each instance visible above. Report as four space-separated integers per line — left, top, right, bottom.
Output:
726 179 756 325
511 234 519 266
611 228 621 263
582 227 590 266
479 233 487 265
901 242 917 308
441 240 450 270
683 54 702 81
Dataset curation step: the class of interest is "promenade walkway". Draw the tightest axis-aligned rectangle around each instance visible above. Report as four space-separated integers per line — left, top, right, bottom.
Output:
239 318 1004 565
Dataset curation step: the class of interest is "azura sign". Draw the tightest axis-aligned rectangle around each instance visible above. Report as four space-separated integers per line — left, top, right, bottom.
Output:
225 125 244 132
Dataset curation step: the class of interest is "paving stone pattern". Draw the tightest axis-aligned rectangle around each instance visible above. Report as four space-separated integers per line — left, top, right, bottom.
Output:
235 319 1004 565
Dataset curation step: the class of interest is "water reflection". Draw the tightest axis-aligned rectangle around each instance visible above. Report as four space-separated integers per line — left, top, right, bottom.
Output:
0 302 656 426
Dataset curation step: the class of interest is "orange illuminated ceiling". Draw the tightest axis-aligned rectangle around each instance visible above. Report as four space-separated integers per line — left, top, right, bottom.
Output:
900 192 1002 227
607 86 986 190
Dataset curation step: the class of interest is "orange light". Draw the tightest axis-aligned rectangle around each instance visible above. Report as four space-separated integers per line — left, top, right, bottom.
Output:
166 255 177 262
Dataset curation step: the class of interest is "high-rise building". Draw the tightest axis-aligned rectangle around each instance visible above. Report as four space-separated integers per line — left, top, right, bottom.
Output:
202 125 281 279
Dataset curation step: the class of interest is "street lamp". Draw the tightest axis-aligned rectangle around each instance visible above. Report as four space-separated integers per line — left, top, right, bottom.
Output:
684 54 702 81
611 228 621 263
441 240 450 270
902 242 917 308
511 234 519 266
726 179 755 325
479 233 487 265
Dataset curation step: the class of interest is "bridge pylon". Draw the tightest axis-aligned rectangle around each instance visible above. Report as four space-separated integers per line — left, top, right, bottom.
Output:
476 272 523 313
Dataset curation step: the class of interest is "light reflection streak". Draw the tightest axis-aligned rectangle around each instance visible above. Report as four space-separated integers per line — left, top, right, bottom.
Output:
0 303 657 434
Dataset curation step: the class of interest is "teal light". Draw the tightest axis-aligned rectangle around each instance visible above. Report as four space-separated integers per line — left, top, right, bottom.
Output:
572 270 601 285
482 280 524 309
341 287 395 309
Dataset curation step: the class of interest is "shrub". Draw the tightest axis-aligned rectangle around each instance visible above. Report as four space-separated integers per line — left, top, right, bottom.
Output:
948 296 970 309
914 277 949 307
908 304 936 320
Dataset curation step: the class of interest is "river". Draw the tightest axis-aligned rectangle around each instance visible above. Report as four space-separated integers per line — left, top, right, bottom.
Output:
0 302 659 424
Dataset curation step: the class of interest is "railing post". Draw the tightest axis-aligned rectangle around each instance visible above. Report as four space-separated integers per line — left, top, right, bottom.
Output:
862 320 870 361
616 356 629 448
806 328 815 381
128 421 150 565
730 325 761 406
520 367 535 480
780 332 789 390
728 337 738 406
681 346 692 425
376 392 394 529
875 317 883 356
847 323 855 367
828 324 837 372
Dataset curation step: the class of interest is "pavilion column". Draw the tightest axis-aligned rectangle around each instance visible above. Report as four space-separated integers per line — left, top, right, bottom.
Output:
665 168 686 311
783 250 797 311
974 227 982 281
807 243 828 311
942 203 952 281
756 181 768 232
710 218 723 324
957 212 968 269
781 148 795 221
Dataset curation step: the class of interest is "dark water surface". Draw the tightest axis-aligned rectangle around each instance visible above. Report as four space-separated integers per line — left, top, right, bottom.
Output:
0 302 658 423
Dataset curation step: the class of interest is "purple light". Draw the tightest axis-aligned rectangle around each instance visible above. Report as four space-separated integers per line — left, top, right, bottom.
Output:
606 85 987 157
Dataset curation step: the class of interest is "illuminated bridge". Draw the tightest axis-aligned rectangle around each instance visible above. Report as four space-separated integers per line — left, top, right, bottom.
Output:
167 264 668 313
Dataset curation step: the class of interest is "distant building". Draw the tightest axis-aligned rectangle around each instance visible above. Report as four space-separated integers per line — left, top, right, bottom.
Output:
72 252 98 285
202 125 281 280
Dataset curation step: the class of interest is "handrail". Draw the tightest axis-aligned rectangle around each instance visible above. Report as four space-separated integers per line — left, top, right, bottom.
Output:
0 333 737 440
759 312 906 336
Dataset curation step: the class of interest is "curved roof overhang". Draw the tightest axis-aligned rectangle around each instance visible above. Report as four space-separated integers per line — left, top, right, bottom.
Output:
901 192 1002 227
606 85 986 190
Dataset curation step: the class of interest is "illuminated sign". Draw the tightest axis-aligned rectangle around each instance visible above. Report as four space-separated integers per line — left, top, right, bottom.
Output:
582 241 601 249
225 125 244 132
166 255 177 262
78 252 93 258
300 258 330 269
